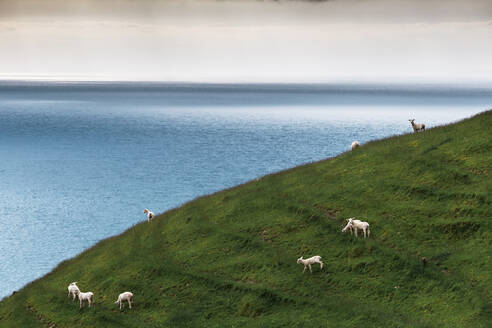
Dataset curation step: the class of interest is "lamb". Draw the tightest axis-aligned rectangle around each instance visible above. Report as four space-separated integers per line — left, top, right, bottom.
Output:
115 291 133 310
297 255 323 273
342 217 365 235
144 208 154 223
78 291 94 308
67 282 80 301
409 119 425 132
342 218 370 238
351 141 360 151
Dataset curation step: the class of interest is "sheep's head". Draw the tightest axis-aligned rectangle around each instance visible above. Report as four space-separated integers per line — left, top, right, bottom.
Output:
297 257 303 264
409 119 415 123
342 219 354 232
143 209 149 214
70 282 77 285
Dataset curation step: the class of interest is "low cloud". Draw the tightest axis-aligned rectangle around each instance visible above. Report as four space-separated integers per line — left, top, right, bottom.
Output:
1 0 491 83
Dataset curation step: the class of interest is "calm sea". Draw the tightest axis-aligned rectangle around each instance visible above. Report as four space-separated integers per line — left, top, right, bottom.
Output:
0 81 491 299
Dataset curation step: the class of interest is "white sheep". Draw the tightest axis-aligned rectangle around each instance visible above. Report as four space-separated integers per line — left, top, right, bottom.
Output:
342 218 370 238
115 291 133 310
351 141 360 151
78 291 94 309
409 119 425 132
67 282 80 301
297 255 323 273
144 208 154 223
342 217 365 235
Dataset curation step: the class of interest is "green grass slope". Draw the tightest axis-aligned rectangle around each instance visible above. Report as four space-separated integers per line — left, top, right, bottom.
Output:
1 111 491 328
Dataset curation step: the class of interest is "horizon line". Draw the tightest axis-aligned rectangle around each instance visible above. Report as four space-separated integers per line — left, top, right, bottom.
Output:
2 79 492 91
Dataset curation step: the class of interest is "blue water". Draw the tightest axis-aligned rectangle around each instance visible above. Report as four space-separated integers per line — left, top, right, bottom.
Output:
0 82 491 299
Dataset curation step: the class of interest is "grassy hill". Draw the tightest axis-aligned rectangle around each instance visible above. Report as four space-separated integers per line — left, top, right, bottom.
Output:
1 111 491 328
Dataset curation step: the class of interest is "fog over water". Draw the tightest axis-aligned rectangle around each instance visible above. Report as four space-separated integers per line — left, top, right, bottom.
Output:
1 0 491 83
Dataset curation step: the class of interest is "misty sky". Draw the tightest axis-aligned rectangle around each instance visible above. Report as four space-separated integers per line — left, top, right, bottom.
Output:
1 0 492 83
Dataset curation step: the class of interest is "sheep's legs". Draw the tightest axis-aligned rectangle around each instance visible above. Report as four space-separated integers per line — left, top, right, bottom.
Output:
309 264 312 273
303 266 307 273
319 261 324 270
128 300 132 309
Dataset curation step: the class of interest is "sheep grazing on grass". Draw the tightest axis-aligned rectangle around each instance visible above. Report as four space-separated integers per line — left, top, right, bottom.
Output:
351 141 360 151
297 256 323 273
78 291 94 309
409 119 425 132
342 218 371 238
115 291 133 310
342 217 365 235
144 208 154 223
67 282 80 301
